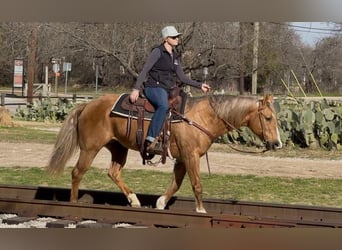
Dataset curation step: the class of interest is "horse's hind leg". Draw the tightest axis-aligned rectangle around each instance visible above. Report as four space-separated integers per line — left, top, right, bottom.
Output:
156 160 186 210
71 149 98 202
106 141 141 207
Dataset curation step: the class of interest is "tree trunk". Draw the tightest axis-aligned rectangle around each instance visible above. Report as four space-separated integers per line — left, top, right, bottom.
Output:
27 24 38 104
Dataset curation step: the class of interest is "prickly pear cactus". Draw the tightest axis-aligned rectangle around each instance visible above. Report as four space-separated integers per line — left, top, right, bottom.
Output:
218 95 342 150
276 98 342 150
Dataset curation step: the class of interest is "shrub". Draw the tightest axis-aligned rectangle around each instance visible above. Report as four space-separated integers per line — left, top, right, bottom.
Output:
15 97 75 122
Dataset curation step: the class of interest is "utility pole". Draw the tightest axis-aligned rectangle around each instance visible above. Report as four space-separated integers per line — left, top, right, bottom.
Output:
252 22 259 95
239 22 245 95
27 23 38 104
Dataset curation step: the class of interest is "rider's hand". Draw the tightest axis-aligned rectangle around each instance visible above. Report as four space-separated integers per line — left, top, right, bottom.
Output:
201 83 211 93
129 89 140 103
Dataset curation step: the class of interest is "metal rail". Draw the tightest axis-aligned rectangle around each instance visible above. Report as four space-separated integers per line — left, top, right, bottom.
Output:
0 93 92 107
0 184 341 228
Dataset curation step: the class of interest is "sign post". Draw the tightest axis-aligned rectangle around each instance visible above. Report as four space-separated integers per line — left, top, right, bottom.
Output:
51 58 61 96
63 62 72 94
95 65 99 94
52 63 60 96
203 67 208 83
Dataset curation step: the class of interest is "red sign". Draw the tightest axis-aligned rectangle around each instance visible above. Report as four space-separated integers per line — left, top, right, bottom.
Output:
13 59 24 88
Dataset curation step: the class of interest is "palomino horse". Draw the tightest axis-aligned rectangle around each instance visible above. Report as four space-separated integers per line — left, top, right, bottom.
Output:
47 93 282 213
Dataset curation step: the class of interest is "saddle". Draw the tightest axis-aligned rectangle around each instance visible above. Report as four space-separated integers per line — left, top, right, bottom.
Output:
116 86 186 165
120 86 182 113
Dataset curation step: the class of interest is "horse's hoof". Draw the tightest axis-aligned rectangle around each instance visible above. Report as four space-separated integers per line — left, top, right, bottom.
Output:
127 193 141 208
196 207 207 213
156 195 167 210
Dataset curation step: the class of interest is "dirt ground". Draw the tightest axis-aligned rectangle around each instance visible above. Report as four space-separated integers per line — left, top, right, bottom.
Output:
0 141 341 179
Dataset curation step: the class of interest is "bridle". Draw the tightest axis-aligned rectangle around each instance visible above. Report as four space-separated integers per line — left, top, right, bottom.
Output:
257 100 275 145
217 99 275 153
173 99 274 153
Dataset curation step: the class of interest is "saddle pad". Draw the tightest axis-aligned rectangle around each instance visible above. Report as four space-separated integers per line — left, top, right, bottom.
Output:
111 93 185 122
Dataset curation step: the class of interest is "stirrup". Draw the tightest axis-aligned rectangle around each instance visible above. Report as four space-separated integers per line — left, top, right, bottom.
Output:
143 140 155 160
146 139 163 155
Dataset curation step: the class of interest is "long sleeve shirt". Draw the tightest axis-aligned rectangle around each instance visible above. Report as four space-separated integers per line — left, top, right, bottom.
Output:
134 44 202 91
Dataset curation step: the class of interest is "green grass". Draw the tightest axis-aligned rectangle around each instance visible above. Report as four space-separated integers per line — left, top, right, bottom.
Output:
0 125 57 144
0 167 341 208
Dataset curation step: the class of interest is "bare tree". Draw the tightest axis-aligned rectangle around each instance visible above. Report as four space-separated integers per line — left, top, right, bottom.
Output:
4 21 340 96
312 36 342 92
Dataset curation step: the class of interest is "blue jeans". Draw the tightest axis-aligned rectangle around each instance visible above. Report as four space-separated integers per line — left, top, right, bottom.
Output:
144 87 169 142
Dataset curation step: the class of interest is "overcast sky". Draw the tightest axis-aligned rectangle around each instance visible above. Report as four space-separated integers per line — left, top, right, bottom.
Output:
291 22 338 47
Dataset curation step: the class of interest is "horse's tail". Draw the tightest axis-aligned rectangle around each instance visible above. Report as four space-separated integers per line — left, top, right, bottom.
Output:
46 103 87 175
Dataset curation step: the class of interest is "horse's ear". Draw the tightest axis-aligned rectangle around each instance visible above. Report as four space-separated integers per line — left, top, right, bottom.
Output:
262 94 273 106
264 93 273 102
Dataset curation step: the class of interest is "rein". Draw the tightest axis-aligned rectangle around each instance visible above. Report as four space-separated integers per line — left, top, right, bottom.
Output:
171 109 214 175
221 121 269 154
172 110 215 142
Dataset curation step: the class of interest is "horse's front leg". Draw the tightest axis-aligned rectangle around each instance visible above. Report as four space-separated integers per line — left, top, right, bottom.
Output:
156 160 186 210
157 153 206 213
185 153 206 213
106 142 141 208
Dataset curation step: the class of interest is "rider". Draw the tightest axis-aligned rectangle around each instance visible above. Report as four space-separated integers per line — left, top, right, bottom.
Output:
129 25 211 154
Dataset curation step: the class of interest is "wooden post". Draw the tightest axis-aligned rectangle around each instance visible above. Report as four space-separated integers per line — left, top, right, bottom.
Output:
27 24 38 104
309 72 323 97
239 22 245 95
252 22 259 95
1 93 5 106
291 70 307 97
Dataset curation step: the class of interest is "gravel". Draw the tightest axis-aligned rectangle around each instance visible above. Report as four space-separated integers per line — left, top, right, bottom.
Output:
0 214 137 228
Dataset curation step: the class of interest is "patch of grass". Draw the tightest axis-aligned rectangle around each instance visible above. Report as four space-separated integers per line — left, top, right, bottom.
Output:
0 167 341 208
0 125 57 144
201 174 342 207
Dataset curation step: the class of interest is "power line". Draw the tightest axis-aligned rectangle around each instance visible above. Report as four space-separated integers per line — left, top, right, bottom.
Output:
287 22 341 32
271 22 341 33
291 28 338 36
269 22 342 44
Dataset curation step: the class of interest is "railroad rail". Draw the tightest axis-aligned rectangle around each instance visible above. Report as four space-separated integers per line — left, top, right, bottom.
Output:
0 184 341 228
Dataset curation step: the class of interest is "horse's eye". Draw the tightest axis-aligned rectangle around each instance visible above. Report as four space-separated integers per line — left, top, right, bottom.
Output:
265 116 272 121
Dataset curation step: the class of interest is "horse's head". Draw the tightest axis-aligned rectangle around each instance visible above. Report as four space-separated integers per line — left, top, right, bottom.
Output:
248 94 282 150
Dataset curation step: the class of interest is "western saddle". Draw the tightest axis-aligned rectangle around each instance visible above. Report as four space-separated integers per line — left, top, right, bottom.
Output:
120 86 185 165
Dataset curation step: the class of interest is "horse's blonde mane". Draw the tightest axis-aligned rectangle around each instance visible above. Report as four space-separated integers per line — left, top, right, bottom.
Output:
209 95 258 126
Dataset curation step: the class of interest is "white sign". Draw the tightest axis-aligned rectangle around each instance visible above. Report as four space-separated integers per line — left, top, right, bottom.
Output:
52 63 60 73
63 62 72 72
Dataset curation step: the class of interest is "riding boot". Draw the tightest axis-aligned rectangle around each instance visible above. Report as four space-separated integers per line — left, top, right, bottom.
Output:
146 139 163 155
143 140 155 160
